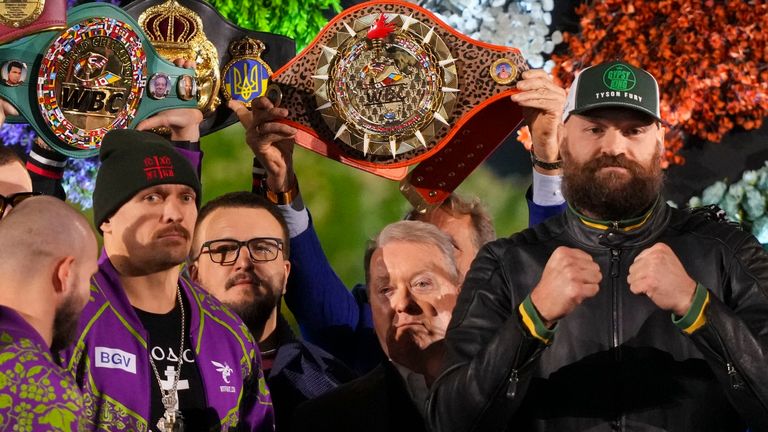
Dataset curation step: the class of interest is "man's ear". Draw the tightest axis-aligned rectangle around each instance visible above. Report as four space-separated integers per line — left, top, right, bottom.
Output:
281 261 291 296
188 262 199 282
656 124 666 152
53 256 76 295
100 218 111 235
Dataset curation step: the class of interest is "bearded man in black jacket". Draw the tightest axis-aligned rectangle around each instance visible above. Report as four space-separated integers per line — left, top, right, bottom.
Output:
428 60 768 432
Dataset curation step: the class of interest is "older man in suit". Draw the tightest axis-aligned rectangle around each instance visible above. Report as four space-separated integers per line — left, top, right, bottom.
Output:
292 220 460 432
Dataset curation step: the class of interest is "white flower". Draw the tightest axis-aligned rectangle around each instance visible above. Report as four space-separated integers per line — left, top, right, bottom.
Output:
413 0 562 70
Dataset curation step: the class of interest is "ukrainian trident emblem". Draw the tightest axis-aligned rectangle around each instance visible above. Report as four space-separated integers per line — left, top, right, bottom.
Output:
221 37 272 104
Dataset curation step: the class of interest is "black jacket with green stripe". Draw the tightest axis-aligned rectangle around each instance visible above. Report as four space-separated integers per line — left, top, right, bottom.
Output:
428 199 768 432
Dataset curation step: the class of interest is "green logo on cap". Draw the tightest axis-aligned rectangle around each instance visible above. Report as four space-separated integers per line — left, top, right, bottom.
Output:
603 64 636 91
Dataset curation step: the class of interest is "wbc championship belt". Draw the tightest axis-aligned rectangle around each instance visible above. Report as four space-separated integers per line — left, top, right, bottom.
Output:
122 0 296 136
0 0 66 44
0 3 199 158
268 0 528 210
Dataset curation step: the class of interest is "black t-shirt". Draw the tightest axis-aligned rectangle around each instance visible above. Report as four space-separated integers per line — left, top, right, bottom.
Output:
135 295 216 431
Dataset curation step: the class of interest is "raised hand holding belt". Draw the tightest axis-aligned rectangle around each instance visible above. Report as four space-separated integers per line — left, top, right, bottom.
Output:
268 0 528 210
0 3 199 158
0 0 66 44
122 0 296 136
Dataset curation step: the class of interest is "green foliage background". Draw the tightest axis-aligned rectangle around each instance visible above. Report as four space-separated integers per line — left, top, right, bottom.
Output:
205 0 341 49
199 125 531 287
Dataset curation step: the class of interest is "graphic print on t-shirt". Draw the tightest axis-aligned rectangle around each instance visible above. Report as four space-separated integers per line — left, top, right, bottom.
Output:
135 297 210 432
150 346 195 411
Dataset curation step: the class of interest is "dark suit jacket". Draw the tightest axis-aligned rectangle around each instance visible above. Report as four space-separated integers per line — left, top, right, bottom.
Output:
291 361 426 432
267 315 356 431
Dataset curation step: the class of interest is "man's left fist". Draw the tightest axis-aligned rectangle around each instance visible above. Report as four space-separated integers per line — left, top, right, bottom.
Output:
627 242 697 316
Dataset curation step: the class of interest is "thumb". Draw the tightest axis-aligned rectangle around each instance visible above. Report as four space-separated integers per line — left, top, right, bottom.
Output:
135 115 167 131
227 100 251 126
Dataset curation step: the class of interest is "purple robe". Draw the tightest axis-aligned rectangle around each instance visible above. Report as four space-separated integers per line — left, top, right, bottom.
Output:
59 252 274 431
0 305 86 431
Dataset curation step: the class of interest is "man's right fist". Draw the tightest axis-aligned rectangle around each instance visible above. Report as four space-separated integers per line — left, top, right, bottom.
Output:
530 246 602 326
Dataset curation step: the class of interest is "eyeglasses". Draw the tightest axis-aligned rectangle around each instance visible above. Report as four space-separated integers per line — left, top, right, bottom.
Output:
195 237 284 265
0 192 41 219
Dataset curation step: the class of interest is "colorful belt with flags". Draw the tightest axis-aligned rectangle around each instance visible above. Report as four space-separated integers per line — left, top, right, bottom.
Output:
0 0 66 44
122 0 296 136
0 3 199 158
268 0 529 210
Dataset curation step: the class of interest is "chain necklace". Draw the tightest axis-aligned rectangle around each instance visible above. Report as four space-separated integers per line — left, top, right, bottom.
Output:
148 285 186 432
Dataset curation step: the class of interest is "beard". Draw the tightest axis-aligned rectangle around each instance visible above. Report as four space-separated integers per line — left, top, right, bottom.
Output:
223 271 282 335
50 293 81 353
562 144 663 221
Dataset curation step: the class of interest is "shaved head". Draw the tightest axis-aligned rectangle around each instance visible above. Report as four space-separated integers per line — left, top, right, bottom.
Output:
0 196 95 273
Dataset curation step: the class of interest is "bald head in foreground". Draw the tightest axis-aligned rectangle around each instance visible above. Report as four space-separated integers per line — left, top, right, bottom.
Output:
0 196 98 431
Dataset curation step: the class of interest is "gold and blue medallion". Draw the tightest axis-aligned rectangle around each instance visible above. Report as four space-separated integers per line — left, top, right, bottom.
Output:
221 37 272 104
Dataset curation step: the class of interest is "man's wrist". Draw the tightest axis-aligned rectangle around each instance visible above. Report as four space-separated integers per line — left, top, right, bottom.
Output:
171 140 201 152
27 140 67 179
672 283 710 334
170 127 200 142
264 175 299 205
519 294 557 344
530 149 562 171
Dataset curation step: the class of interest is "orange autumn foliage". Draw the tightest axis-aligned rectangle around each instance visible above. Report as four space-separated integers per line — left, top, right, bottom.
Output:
551 0 768 165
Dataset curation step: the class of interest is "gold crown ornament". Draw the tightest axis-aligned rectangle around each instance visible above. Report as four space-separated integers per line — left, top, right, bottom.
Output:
139 0 220 115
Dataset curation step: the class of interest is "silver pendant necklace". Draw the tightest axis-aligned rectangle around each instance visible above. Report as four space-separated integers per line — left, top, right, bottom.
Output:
148 285 186 432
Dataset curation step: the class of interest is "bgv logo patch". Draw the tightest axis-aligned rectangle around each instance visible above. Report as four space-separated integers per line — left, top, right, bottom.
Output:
95 347 137 374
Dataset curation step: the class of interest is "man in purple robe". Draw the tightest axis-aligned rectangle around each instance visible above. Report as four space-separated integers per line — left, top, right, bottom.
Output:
60 117 274 431
0 196 98 431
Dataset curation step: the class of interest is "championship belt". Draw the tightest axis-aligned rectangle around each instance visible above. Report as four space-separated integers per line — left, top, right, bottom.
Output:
123 0 296 136
0 0 66 44
0 3 199 158
269 0 528 210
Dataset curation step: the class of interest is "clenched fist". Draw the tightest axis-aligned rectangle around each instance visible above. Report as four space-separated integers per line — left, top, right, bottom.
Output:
530 246 602 326
627 243 697 316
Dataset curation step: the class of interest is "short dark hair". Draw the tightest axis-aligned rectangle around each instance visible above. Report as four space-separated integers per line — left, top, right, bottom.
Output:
195 192 290 259
8 61 22 72
406 193 496 249
0 146 22 167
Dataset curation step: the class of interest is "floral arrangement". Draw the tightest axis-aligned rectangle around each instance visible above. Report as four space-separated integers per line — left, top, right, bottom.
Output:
688 164 768 243
415 0 562 70
550 0 768 167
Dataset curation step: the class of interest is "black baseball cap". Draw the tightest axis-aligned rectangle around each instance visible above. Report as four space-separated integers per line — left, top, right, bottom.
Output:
563 60 661 122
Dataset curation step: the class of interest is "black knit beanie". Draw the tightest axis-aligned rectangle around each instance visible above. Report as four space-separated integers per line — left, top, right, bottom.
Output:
92 129 202 232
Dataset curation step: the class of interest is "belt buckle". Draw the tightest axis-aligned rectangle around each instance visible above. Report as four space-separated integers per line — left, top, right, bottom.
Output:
37 15 148 156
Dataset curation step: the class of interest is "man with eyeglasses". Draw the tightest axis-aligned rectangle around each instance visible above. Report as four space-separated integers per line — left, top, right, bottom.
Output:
189 191 355 431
